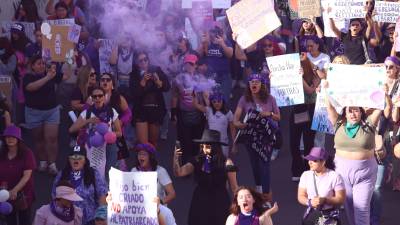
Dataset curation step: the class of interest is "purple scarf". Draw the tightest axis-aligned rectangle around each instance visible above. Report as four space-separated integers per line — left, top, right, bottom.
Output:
50 200 75 223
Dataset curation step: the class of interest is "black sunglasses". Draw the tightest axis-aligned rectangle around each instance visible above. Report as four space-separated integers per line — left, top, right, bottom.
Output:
100 77 112 82
91 94 104 99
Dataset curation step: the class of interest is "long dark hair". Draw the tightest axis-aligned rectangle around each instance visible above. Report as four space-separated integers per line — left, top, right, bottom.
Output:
100 73 122 113
0 139 27 160
230 186 266 215
244 82 269 103
14 0 41 22
134 147 158 171
0 37 15 64
324 155 336 170
195 143 226 169
11 30 31 52
60 155 96 188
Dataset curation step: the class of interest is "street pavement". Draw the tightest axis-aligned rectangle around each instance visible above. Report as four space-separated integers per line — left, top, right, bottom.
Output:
27 101 400 225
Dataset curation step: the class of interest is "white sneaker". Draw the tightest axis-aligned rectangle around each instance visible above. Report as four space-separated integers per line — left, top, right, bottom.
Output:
292 176 300 182
48 163 58 176
37 161 48 172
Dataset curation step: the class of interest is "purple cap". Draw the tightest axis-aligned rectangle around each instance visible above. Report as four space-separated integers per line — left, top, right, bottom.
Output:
303 147 328 161
135 143 156 155
385 56 400 66
209 92 224 102
247 73 267 83
2 125 22 141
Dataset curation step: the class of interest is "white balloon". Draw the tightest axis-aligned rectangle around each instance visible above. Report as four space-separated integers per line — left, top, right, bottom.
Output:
41 22 51 35
0 190 9 202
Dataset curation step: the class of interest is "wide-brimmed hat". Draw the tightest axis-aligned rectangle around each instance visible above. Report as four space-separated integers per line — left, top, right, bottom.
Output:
303 147 328 161
193 129 227 146
2 125 23 141
55 186 83 201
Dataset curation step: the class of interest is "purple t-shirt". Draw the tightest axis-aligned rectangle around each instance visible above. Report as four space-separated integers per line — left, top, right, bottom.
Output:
299 170 345 209
237 95 279 115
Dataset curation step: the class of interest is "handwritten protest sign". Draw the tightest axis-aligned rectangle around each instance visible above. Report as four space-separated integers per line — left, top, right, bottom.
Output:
298 0 321 18
108 168 158 225
321 0 349 37
326 64 386 109
374 1 400 23
396 18 400 52
267 53 304 107
1 21 36 42
44 18 75 26
99 39 117 75
311 87 342 134
87 145 107 179
191 0 214 30
328 0 366 19
227 0 281 49
0 76 12 107
41 23 75 62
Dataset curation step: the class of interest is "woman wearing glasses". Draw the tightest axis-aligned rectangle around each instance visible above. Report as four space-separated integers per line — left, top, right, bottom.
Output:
173 129 238 225
70 65 98 112
129 51 170 146
52 146 108 225
69 87 122 177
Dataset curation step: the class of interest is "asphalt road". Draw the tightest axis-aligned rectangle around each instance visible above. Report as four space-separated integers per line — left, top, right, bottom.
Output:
27 98 400 225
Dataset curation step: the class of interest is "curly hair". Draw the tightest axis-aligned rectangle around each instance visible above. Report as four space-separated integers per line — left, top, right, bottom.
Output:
230 186 266 215
244 81 269 103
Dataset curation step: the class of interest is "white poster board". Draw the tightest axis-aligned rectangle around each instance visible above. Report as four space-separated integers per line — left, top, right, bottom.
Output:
267 53 305 107
99 39 117 75
326 64 386 109
321 0 349 37
108 168 158 225
328 0 367 19
374 1 400 23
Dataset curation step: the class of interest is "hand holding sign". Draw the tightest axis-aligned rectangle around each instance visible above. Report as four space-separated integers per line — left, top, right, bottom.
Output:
41 23 52 40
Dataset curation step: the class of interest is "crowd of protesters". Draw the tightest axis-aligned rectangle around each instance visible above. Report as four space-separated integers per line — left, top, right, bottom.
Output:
0 0 400 225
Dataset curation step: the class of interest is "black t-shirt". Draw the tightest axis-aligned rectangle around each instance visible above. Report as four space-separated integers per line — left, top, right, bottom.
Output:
246 50 266 73
23 72 62 110
340 32 367 65
374 36 393 63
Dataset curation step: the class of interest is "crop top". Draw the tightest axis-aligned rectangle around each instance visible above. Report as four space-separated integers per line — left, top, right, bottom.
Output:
334 117 375 152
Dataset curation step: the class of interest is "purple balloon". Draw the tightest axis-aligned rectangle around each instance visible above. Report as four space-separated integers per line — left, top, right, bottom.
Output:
0 202 13 215
104 132 117 144
89 132 105 148
95 122 109 135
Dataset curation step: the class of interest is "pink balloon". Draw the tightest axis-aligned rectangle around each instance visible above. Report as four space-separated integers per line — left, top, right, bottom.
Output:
104 132 117 144
90 133 105 148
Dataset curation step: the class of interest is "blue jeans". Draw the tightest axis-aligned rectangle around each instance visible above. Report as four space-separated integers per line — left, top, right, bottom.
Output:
370 163 385 225
246 146 271 193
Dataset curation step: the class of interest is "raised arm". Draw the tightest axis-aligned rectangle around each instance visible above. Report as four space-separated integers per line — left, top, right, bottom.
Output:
173 148 194 177
329 18 341 39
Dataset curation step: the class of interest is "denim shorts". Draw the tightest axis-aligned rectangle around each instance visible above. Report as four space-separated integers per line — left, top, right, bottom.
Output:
25 106 60 129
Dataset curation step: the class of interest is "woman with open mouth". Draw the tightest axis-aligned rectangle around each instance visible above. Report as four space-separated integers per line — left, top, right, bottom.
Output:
225 186 278 225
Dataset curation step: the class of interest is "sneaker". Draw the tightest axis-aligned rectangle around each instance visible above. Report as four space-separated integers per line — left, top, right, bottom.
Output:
37 161 48 172
271 149 280 161
48 163 58 176
292 176 300 182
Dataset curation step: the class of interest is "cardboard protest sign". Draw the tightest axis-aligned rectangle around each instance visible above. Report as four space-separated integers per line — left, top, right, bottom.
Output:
1 21 36 42
0 76 12 107
41 23 75 63
326 64 386 109
99 39 117 76
267 53 304 107
396 18 400 52
328 0 367 19
374 1 400 23
321 0 349 37
298 0 321 18
108 168 158 225
227 0 281 49
43 18 75 26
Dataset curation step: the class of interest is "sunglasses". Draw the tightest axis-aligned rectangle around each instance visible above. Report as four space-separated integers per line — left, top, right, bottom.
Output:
386 65 395 70
100 77 112 82
69 155 85 160
91 94 104 99
138 57 148 63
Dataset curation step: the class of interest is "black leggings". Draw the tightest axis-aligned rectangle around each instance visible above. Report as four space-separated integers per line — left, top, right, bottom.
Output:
5 207 31 225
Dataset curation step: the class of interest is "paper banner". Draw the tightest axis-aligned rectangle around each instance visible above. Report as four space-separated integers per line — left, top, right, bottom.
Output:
43 18 75 26
328 0 367 19
267 53 305 107
0 76 12 107
108 168 157 225
298 0 321 18
227 0 281 49
1 21 36 42
326 64 386 109
41 24 75 62
396 18 400 52
321 0 349 37
374 1 400 23
67 24 81 44
99 39 117 75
